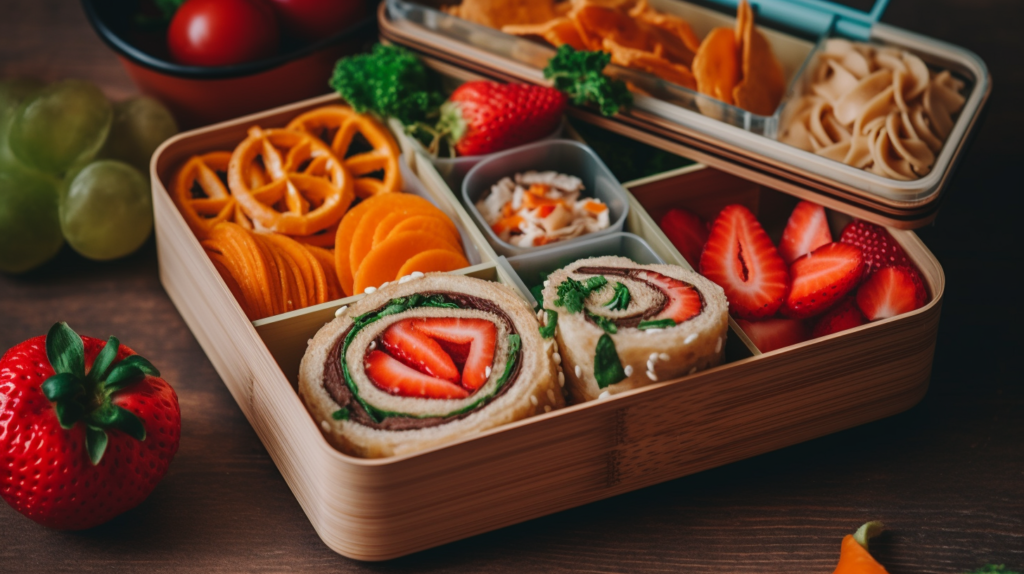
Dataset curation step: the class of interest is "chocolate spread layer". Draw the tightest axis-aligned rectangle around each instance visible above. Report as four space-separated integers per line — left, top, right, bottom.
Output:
574 266 705 328
322 291 522 431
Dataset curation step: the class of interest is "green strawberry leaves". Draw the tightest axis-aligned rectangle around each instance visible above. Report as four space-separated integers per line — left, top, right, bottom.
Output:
41 322 157 465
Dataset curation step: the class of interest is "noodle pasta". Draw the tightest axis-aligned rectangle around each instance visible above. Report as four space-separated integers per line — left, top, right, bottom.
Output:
780 39 966 181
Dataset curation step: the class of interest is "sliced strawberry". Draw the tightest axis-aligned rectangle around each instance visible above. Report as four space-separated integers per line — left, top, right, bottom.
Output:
381 319 460 384
659 208 708 268
413 318 497 391
811 297 867 338
699 204 790 320
736 318 810 353
855 266 928 321
364 350 469 399
782 242 865 319
640 270 703 324
839 220 914 276
779 201 832 264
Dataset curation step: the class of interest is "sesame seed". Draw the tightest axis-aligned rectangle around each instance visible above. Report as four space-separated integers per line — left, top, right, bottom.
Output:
659 353 670 361
547 389 556 403
598 391 611 400
574 365 582 378
646 370 658 381
557 372 565 386
716 337 723 353
645 328 663 334
411 271 425 278
544 405 552 413
649 352 659 362
485 366 492 378
399 275 412 284
320 421 329 431
530 395 538 406
647 360 656 371
624 365 634 377
334 305 348 317
364 286 376 294
553 353 561 364
368 341 376 350
684 333 697 345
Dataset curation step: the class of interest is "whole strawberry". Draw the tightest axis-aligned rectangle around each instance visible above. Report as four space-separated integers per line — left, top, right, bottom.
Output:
438 81 568 156
0 322 180 529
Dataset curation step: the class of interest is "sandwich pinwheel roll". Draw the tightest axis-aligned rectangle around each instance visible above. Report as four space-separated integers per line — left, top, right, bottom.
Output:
541 256 729 403
299 274 563 458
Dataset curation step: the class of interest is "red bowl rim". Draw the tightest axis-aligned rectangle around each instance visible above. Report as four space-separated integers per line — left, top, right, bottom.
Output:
80 0 375 80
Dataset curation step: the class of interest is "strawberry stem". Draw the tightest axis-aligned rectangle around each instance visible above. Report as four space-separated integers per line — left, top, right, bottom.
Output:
40 322 157 465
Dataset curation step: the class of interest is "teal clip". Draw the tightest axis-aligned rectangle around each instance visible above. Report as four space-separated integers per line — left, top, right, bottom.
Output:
700 0 891 40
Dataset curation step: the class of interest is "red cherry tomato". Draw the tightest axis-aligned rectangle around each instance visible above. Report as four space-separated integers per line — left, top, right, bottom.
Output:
168 0 280 67
264 0 368 41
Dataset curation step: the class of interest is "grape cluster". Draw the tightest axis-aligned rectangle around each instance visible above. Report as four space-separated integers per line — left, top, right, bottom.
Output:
0 79 178 273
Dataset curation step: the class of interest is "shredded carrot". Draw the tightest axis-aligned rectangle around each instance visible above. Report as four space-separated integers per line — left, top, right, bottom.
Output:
584 201 608 214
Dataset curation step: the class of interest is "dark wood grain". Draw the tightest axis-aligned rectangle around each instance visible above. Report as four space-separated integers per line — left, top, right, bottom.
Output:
1 1 1021 572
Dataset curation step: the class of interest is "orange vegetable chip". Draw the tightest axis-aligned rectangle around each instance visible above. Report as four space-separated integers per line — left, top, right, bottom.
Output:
630 0 700 66
396 250 471 280
693 27 739 106
502 17 588 51
731 0 786 115
353 231 463 296
603 38 697 90
571 4 651 52
444 0 559 29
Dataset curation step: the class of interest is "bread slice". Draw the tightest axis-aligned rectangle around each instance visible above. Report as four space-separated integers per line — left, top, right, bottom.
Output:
299 273 563 458
541 256 729 402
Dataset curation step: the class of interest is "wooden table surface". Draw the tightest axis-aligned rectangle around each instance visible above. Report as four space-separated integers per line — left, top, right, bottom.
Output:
1 1 1021 572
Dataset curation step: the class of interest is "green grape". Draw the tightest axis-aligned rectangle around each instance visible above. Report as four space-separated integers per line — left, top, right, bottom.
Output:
99 96 178 175
0 159 63 273
60 160 152 261
9 79 112 175
0 77 45 126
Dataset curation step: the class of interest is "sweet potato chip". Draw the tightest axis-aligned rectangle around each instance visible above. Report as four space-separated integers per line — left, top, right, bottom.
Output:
503 17 588 51
693 27 739 105
445 0 559 28
630 0 700 66
731 0 786 115
571 4 651 52
603 38 697 90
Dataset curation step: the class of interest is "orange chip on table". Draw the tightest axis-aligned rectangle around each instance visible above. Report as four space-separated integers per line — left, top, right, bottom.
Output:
571 4 651 52
172 151 235 240
603 38 697 90
286 105 403 200
228 126 355 237
731 0 786 115
630 0 701 66
693 27 740 105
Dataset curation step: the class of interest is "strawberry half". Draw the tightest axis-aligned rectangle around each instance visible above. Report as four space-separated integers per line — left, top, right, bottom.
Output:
736 318 810 353
438 81 567 156
699 204 790 320
779 201 832 264
659 208 708 268
811 297 867 338
855 266 928 321
640 270 703 324
413 318 497 391
839 220 914 276
782 242 865 319
382 319 460 384
364 350 470 399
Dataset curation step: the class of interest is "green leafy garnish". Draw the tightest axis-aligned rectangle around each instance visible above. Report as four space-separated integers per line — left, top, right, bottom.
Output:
603 282 630 311
594 334 627 388
539 309 558 339
554 275 608 313
586 310 617 334
330 44 445 127
332 408 350 421
544 45 633 117
638 319 676 330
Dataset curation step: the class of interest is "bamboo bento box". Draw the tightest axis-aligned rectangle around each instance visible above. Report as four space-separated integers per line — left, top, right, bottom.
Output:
150 81 944 559
379 0 991 229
